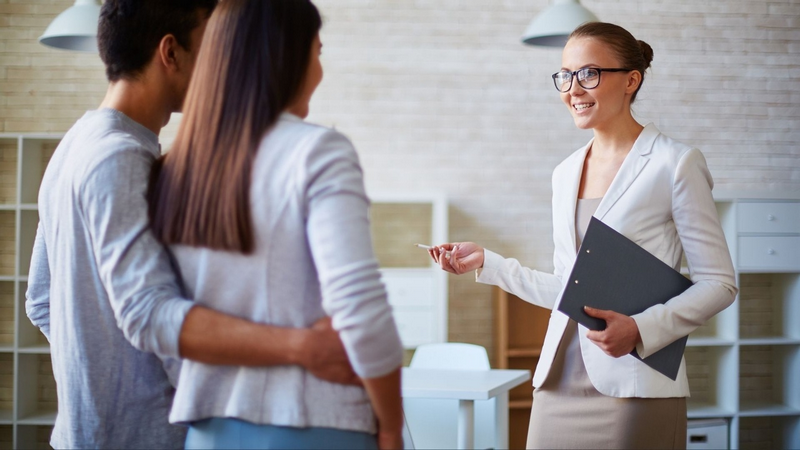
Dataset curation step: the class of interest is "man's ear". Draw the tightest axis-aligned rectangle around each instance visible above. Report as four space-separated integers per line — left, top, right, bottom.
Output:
157 34 180 73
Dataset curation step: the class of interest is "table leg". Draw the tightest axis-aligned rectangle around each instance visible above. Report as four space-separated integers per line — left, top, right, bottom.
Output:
458 399 475 449
495 392 509 449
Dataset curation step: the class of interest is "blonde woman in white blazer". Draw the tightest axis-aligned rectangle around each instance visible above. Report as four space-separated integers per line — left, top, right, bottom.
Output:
429 23 737 449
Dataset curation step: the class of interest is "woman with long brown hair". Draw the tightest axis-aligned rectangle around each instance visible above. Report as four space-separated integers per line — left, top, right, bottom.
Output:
148 0 403 448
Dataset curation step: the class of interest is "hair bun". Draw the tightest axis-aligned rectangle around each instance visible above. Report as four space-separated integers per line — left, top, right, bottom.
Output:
638 40 654 69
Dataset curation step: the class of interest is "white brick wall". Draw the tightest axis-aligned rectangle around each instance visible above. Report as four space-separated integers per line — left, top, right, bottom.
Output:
1 0 799 356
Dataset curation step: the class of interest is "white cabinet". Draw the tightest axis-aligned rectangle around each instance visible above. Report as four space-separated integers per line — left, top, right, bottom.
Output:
687 419 729 449
0 133 59 449
369 193 448 348
738 236 800 271
688 193 800 449
737 202 800 234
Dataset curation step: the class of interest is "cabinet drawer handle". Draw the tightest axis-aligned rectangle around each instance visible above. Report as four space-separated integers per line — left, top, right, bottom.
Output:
767 214 776 221
767 248 776 255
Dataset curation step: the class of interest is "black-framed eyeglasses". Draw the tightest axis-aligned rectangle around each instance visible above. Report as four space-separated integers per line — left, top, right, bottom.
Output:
552 67 634 92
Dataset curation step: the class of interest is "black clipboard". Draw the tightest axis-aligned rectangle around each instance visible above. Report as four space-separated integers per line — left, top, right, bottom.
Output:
556 217 692 380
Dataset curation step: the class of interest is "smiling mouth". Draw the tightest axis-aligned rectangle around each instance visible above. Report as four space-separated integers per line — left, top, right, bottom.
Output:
573 103 595 111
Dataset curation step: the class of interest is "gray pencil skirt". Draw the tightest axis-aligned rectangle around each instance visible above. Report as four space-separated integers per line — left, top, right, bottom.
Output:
526 320 687 449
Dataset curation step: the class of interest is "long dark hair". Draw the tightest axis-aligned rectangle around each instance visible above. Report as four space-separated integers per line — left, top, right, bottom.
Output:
149 0 322 253
569 22 654 104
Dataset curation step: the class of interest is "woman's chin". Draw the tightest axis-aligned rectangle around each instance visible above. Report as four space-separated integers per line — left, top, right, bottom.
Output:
571 117 593 130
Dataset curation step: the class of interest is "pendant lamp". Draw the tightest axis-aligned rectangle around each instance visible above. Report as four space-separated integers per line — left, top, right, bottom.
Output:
39 0 102 52
521 0 599 47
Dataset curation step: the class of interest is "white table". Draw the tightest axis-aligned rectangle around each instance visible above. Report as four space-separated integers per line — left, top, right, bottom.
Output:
401 367 531 449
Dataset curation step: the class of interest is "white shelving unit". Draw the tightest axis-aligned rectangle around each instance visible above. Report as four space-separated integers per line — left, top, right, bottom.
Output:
369 193 448 348
0 133 61 450
685 192 800 449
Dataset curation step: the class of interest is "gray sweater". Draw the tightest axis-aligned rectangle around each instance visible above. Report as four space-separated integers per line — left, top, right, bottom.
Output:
168 113 403 433
26 109 192 449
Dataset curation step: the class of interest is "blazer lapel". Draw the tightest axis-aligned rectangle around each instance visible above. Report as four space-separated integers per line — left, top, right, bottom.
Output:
564 142 592 256
594 124 660 220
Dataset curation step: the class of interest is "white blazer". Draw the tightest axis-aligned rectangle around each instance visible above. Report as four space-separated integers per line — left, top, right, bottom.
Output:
477 123 737 398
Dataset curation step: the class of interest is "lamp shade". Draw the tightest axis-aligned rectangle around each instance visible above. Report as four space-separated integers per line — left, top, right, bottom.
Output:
39 0 101 52
521 0 599 47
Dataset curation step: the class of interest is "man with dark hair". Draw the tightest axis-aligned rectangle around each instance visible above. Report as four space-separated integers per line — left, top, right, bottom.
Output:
98 0 218 82
26 1 358 448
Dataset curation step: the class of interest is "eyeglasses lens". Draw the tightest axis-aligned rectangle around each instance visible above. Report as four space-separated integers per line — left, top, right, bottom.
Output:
577 68 600 89
554 72 572 92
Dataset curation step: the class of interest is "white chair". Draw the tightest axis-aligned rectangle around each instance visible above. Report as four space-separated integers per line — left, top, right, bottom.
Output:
403 343 497 449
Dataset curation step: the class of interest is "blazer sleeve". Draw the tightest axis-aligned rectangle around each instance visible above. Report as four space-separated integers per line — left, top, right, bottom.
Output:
476 249 564 311
631 148 737 358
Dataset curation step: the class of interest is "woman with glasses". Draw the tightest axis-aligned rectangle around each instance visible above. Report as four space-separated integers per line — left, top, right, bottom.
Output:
428 22 736 448
148 0 404 448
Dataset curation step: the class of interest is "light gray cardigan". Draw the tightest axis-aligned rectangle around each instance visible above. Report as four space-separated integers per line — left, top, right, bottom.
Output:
168 113 403 433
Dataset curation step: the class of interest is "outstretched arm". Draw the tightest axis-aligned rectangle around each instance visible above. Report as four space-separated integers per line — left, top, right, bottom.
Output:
428 241 564 311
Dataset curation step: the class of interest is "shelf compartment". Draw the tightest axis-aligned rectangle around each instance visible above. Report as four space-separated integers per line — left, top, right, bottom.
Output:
18 211 38 278
0 283 12 347
686 337 736 347
16 354 57 423
739 273 800 340
0 354 12 422
505 297 548 355
0 139 17 207
509 399 532 409
0 213 14 278
685 346 737 415
739 345 800 414
686 403 735 419
371 202 433 268
739 416 800 450
506 356 535 404
689 315 719 340
509 406 532 450
17 282 48 350
15 425 53 450
0 425 11 450
506 347 542 358
19 138 58 205
740 338 800 346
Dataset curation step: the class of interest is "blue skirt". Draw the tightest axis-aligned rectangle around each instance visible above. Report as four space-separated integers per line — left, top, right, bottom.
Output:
185 417 379 449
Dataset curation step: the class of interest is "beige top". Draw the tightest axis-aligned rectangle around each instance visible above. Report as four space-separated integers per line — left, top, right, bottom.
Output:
547 196 602 390
575 197 602 250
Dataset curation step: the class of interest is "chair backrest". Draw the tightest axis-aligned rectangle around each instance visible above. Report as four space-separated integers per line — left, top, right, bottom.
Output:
404 343 495 449
409 343 491 371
